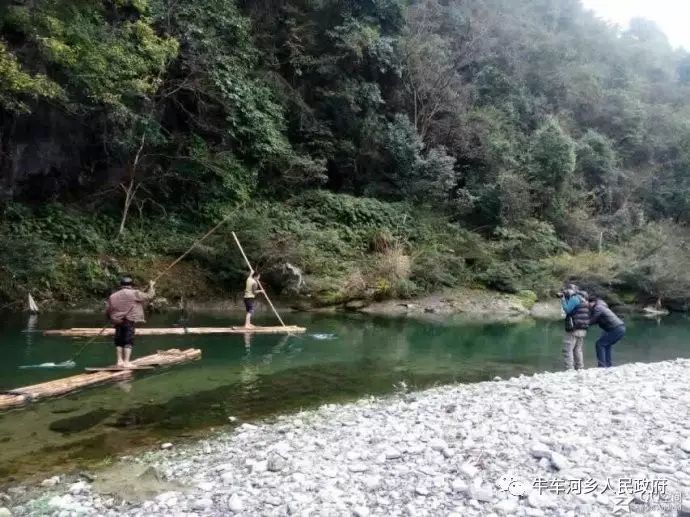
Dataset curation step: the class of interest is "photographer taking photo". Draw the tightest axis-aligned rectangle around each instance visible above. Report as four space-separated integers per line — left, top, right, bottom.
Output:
559 284 590 370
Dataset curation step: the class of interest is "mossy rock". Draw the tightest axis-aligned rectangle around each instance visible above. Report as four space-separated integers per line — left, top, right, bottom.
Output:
514 290 538 309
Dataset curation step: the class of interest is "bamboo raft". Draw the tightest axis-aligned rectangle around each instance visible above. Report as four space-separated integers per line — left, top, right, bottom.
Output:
44 326 306 337
0 348 201 412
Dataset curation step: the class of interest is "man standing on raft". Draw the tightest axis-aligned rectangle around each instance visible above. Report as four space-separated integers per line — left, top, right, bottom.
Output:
243 271 263 329
106 276 156 368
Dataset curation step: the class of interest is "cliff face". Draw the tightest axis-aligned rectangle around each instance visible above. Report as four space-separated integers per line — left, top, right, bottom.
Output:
1 107 120 203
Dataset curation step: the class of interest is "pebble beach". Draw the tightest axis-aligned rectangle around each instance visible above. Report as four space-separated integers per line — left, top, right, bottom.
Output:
6 359 690 517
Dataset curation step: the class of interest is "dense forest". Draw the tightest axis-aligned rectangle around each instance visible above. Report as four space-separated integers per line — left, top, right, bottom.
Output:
2 0 690 309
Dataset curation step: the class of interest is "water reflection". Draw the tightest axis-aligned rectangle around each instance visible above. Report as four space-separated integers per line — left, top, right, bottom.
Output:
24 314 39 358
1 311 690 482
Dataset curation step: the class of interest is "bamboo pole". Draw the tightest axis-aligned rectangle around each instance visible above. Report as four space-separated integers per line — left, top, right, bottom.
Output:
152 214 232 283
231 231 286 327
69 215 233 361
45 326 305 337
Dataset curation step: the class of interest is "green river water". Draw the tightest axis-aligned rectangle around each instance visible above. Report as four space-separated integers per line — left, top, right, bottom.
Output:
0 310 688 484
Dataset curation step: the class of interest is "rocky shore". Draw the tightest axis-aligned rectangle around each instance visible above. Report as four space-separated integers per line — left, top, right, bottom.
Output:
6 360 690 516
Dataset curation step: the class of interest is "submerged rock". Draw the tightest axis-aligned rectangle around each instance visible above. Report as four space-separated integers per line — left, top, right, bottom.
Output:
48 409 114 435
40 476 60 488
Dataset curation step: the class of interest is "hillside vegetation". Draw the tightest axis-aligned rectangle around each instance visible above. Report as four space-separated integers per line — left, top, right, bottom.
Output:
1 0 690 309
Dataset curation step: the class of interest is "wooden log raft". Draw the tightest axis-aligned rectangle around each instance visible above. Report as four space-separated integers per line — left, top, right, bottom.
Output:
0 348 201 412
44 326 306 337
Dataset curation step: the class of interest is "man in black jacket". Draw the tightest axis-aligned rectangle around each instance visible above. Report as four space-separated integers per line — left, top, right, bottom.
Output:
560 285 590 370
589 296 626 368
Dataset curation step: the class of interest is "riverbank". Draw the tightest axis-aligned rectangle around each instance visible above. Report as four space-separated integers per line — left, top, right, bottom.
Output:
22 288 564 322
355 288 564 321
5 359 690 516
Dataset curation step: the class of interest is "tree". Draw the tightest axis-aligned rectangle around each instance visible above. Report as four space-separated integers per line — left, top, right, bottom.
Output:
576 130 618 213
528 117 576 219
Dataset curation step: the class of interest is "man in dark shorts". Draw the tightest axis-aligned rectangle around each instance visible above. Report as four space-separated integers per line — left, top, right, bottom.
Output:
106 277 156 368
243 271 263 329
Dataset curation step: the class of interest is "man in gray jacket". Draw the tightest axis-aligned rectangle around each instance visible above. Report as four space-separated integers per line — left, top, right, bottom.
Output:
106 277 156 368
589 296 625 368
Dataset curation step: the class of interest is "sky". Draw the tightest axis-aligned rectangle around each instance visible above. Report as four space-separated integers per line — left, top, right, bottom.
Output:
580 0 690 50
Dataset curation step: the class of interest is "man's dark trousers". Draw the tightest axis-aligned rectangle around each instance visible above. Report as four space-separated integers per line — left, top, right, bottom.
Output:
595 325 625 367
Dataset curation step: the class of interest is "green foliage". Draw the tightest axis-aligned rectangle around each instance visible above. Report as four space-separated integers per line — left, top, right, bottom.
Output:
3 203 106 252
614 222 690 305
5 1 178 108
0 42 63 113
4 0 690 308
529 117 576 206
0 235 57 288
366 114 456 202
577 130 617 188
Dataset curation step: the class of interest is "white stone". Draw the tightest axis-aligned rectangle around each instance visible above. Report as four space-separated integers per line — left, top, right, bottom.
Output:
197 481 214 491
68 481 89 495
660 435 676 445
155 491 179 504
470 485 494 502
267 456 287 472
680 439 690 453
460 463 479 478
549 452 571 471
430 439 448 451
604 444 627 460
407 445 425 455
529 443 552 459
251 460 268 473
527 492 556 509
362 475 381 490
292 472 307 484
538 457 551 470
494 498 518 514
192 498 213 511
221 472 234 484
353 506 370 517
227 494 244 512
385 448 402 460
415 485 429 496
451 479 469 493
441 447 454 459
41 476 61 488
161 442 173 450
0 508 11 517
650 463 675 474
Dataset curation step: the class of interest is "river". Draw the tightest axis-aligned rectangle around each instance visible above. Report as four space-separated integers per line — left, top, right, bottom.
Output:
0 310 688 484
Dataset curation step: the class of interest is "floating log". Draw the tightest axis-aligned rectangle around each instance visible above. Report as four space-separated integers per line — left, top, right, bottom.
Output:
642 306 670 316
0 348 201 412
131 347 202 367
0 394 28 411
44 326 306 337
85 366 155 372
